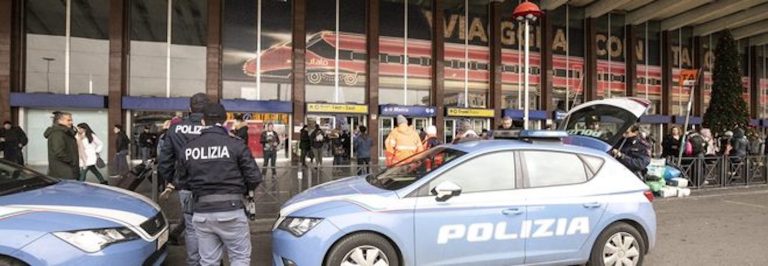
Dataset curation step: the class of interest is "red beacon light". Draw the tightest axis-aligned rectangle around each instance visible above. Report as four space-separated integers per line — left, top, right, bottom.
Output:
512 1 543 22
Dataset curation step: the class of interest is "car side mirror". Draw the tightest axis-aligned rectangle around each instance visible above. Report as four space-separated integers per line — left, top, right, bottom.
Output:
431 181 462 202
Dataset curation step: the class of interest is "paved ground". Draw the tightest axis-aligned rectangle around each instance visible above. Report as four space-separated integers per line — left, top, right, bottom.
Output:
160 185 768 266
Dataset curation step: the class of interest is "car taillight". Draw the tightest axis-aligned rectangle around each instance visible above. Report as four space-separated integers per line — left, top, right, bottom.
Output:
643 191 655 202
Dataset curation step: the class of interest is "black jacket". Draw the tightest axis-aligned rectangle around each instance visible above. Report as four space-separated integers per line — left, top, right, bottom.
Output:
260 129 280 153
300 128 311 150
310 128 325 149
1 126 28 164
139 132 155 148
44 124 80 179
158 113 205 189
661 134 681 158
614 135 651 173
236 126 249 145
180 126 262 212
116 132 130 152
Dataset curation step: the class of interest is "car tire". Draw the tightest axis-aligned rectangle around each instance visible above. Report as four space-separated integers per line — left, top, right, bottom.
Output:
0 255 27 266
325 232 400 266
587 222 646 266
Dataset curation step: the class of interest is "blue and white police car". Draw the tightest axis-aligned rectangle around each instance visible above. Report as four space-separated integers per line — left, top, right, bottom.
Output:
272 129 656 266
0 161 168 265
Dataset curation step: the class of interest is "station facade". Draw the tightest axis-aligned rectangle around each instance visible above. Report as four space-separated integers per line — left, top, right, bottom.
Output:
1 0 768 164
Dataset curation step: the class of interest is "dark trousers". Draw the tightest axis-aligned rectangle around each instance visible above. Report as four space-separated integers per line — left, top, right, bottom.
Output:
357 158 370 175
262 151 277 175
79 165 106 183
113 150 129 176
300 148 309 166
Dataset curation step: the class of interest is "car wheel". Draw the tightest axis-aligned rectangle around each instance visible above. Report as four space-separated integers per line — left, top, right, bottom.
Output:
587 222 646 266
0 255 27 266
325 232 399 266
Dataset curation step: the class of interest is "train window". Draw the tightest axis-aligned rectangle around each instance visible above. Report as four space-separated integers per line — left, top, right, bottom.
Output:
379 54 388 63
339 50 354 60
555 69 567 77
477 63 488 70
352 52 366 61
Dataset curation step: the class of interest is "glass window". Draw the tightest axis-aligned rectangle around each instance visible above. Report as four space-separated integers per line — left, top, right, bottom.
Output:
130 0 207 97
305 0 367 104
563 104 637 144
222 0 292 101
368 148 466 190
524 151 587 187
0 160 58 196
444 0 490 108
428 151 516 193
379 0 433 106
25 0 109 95
580 154 605 176
25 109 109 167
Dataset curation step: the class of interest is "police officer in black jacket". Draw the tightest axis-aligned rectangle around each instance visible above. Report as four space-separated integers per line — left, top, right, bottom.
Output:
612 124 651 177
180 103 262 266
158 93 209 266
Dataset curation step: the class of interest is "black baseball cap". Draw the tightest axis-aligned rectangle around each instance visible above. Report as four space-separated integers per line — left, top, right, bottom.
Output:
202 103 227 121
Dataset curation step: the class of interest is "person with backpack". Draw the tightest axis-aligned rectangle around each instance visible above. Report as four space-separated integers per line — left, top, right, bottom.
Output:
310 124 326 167
299 124 312 167
685 130 707 158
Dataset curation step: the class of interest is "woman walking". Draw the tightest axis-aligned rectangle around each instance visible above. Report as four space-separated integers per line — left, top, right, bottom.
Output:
76 123 107 184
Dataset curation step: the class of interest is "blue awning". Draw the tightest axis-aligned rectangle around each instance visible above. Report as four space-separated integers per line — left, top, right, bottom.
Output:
638 115 671 124
672 115 702 125
379 105 437 117
750 119 760 127
122 96 190 111
10 93 106 109
762 119 768 128
220 99 292 113
502 109 548 120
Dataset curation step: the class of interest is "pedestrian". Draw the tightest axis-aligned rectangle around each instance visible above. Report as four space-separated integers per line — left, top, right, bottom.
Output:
353 125 373 175
385 115 423 167
329 127 345 168
452 120 480 144
0 121 28 165
498 116 514 130
421 125 442 150
662 126 682 159
112 124 130 176
746 128 764 156
75 123 107 184
611 124 651 177
44 111 80 179
260 123 280 176
139 125 154 164
684 130 707 158
340 126 351 164
310 124 325 167
158 92 209 265
700 128 719 157
729 128 748 162
235 115 249 145
299 124 311 167
179 103 262 266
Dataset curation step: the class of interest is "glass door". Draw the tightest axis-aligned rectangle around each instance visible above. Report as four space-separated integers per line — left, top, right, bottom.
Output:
444 119 456 144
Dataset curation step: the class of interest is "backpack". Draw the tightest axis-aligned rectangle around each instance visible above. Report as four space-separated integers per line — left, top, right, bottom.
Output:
688 135 706 156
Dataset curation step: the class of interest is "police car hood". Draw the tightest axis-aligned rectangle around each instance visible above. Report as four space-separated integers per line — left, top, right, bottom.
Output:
0 181 159 230
280 175 395 216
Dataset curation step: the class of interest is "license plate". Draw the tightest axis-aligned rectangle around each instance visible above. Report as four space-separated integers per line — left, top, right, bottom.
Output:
157 229 169 250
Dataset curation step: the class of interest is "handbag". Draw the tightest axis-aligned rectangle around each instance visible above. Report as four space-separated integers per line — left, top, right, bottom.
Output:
96 153 107 169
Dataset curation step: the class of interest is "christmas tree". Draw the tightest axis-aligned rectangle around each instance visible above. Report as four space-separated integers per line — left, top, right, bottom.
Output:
703 30 749 135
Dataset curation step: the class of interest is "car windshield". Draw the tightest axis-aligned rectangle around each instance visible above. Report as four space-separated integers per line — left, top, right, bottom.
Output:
0 160 58 196
367 147 466 190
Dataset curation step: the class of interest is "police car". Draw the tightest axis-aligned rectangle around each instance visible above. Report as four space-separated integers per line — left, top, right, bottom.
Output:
272 130 656 266
0 160 168 265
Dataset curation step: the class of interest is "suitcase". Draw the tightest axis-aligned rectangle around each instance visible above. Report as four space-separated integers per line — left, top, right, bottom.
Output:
116 163 152 191
658 186 678 198
667 177 689 188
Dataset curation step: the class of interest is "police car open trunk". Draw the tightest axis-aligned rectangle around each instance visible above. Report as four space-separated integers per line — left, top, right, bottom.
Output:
560 98 651 152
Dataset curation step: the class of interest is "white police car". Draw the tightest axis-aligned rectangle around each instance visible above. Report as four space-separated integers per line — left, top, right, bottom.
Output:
0 160 168 265
272 130 656 266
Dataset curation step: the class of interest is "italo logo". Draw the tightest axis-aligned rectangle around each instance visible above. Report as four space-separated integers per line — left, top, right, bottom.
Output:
437 217 590 244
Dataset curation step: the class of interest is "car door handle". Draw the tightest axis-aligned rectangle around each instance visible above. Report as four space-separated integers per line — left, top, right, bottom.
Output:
501 208 524 216
583 202 602 209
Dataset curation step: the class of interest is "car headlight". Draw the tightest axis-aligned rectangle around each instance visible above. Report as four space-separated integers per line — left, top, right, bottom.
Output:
53 227 139 253
277 217 323 237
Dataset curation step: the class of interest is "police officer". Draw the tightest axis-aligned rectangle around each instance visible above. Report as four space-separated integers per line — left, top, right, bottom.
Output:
612 124 651 177
180 103 262 266
158 93 209 266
